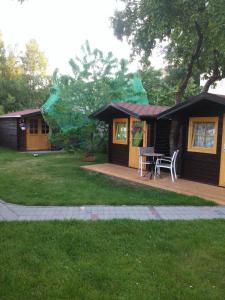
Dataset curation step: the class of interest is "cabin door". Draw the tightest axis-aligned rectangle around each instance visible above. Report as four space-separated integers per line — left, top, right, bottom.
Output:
26 117 50 151
219 114 225 186
129 117 148 168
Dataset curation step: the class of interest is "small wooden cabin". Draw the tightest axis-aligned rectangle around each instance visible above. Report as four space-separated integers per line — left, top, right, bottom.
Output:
92 93 225 188
0 109 51 151
158 93 225 187
92 102 170 168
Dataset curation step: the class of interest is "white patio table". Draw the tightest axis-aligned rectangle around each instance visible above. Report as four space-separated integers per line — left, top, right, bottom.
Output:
142 152 164 179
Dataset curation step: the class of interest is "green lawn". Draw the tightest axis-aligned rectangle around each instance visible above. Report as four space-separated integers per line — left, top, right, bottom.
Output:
0 147 214 205
0 220 225 300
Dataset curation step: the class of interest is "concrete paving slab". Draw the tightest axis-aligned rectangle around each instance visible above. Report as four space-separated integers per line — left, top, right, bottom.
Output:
0 201 225 221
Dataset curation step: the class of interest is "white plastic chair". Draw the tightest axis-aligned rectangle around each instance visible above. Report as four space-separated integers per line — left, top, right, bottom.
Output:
154 150 179 182
138 147 154 177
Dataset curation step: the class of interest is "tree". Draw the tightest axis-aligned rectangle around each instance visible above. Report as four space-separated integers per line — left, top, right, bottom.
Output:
139 64 200 106
43 41 141 155
22 39 48 77
112 0 225 152
112 0 225 103
20 39 50 108
0 34 51 113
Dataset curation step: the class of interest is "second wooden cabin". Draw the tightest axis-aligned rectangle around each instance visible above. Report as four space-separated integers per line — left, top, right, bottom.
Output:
92 93 225 188
0 109 51 151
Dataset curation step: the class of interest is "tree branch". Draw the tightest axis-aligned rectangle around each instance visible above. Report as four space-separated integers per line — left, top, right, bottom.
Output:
202 51 223 92
175 21 203 104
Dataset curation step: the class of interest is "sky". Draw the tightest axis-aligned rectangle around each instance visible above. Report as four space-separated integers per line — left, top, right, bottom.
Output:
0 0 165 75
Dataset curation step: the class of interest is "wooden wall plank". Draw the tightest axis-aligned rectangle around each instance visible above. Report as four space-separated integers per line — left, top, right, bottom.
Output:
0 118 18 149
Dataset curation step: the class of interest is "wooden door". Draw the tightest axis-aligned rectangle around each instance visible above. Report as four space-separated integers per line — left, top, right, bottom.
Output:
219 114 225 186
129 117 148 168
26 117 51 151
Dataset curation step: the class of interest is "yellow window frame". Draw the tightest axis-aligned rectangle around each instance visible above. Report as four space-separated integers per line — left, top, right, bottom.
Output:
187 116 218 154
113 118 128 145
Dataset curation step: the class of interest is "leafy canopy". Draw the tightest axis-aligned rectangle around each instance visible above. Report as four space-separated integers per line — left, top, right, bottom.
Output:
112 0 225 102
43 41 148 153
0 33 51 113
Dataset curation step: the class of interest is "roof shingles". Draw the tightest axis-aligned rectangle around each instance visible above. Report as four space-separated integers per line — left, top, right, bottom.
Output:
116 102 169 117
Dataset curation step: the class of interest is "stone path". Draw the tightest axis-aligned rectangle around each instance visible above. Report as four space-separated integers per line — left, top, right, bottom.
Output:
1 200 225 221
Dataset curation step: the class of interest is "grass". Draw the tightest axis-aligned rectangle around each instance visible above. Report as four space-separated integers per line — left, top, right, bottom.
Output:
0 147 214 205
0 220 225 300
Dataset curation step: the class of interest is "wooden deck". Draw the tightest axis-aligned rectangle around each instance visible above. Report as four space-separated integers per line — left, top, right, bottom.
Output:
82 163 225 205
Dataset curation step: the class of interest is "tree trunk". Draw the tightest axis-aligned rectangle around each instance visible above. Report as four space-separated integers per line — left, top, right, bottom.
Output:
175 21 203 105
169 21 203 155
202 76 220 93
202 59 222 92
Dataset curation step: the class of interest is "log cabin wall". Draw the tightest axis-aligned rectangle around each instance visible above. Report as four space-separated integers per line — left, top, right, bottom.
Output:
179 101 225 185
108 118 130 166
147 120 155 147
0 118 18 150
17 118 26 151
154 119 171 156
108 117 170 166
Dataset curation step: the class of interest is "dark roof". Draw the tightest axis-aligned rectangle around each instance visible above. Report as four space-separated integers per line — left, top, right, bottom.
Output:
158 92 225 119
91 102 170 121
0 108 41 118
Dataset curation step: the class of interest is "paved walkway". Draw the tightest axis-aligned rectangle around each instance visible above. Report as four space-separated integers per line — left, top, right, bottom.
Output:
1 200 225 221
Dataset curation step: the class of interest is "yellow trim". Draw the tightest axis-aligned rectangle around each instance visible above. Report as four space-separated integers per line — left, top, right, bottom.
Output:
112 118 128 145
219 114 225 186
129 117 148 168
187 116 218 154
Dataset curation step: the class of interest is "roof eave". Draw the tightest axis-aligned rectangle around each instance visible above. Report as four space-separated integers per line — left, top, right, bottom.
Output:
0 115 21 118
157 92 225 119
90 103 140 120
0 110 41 119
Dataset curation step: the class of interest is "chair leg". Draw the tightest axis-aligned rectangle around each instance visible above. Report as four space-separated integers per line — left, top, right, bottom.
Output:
170 167 174 182
174 166 177 179
138 158 140 175
154 165 158 179
140 157 143 177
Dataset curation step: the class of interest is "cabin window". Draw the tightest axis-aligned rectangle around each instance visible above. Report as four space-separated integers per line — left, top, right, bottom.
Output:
131 120 144 147
188 117 218 154
29 119 38 134
113 118 128 144
42 120 49 134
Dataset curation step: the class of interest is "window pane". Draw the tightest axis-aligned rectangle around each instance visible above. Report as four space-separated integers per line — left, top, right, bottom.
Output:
115 122 127 141
205 123 215 136
42 120 49 134
132 121 144 147
194 123 205 135
193 134 204 147
204 136 214 148
29 119 38 134
192 122 215 148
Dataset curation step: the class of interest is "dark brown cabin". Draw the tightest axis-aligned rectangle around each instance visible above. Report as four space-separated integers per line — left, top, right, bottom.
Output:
91 102 170 169
92 93 225 188
0 109 51 151
158 93 225 187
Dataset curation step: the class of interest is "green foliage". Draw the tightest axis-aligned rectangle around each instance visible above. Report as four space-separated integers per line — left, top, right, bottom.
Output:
112 0 225 101
0 33 51 113
22 39 48 77
140 65 200 106
43 41 148 154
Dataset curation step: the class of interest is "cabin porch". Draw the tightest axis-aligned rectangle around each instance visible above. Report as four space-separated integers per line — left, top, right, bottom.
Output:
82 163 225 205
